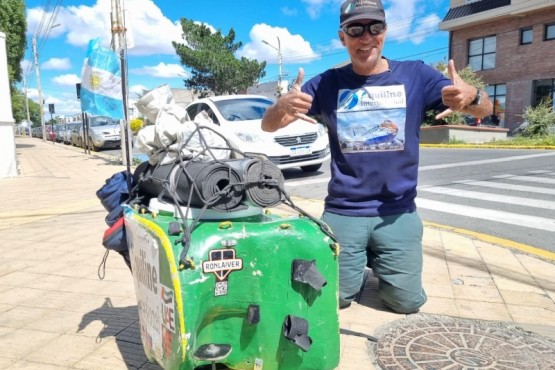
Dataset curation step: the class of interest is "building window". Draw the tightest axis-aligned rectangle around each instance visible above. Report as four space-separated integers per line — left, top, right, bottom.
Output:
545 23 555 41
533 79 555 108
520 27 533 45
483 84 506 127
468 36 496 71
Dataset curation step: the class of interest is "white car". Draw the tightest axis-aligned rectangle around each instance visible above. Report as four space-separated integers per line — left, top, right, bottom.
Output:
185 95 330 172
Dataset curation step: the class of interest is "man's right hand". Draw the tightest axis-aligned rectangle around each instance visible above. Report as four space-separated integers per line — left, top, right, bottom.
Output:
261 68 316 132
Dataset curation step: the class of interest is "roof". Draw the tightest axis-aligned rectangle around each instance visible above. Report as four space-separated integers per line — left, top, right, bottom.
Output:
442 0 511 22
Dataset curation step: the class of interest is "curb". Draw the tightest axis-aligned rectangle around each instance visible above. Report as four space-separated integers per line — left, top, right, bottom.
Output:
423 221 555 262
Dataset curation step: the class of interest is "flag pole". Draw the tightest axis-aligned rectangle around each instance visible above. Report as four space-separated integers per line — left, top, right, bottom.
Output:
111 0 132 185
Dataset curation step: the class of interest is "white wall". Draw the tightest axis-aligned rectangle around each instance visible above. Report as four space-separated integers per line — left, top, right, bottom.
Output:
0 32 18 178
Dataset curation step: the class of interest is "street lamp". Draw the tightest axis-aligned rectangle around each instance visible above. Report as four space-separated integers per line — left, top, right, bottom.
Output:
262 36 283 97
32 23 60 141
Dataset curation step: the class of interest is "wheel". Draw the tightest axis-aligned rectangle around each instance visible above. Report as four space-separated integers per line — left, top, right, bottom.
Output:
89 137 99 152
300 164 322 172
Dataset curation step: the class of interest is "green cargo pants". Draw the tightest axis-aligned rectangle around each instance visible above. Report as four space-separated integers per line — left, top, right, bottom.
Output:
322 211 427 314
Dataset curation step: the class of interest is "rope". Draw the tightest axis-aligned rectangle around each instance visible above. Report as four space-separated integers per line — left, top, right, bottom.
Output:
133 121 337 266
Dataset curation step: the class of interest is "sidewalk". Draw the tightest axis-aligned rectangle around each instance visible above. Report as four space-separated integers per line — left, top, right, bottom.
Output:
1 136 554 369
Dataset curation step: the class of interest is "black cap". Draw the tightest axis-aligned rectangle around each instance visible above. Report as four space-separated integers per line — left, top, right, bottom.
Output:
340 0 386 27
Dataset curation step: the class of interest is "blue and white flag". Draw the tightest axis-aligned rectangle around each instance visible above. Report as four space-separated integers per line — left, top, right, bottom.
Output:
80 38 124 120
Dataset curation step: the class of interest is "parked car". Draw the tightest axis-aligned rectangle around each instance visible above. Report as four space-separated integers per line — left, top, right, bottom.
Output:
54 124 66 143
71 116 121 151
45 124 56 142
61 122 81 145
185 95 330 172
70 122 83 147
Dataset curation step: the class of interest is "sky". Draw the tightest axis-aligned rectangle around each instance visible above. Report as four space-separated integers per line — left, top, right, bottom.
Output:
20 0 451 118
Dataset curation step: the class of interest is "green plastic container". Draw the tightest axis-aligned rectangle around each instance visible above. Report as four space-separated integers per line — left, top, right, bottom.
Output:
124 205 340 370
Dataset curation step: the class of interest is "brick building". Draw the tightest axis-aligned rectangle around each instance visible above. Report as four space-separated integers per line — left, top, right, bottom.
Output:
439 0 555 132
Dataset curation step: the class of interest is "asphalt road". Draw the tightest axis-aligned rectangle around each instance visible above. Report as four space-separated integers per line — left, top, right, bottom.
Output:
282 148 555 254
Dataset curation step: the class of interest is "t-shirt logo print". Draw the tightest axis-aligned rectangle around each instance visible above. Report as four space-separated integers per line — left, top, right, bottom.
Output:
336 86 407 153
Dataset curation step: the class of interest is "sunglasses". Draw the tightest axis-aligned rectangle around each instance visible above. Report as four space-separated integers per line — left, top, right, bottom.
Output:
342 22 386 37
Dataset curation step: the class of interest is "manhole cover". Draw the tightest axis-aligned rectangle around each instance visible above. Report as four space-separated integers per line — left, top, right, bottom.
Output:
371 314 555 370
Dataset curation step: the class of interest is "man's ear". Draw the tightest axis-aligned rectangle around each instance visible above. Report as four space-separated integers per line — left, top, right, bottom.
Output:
338 31 346 46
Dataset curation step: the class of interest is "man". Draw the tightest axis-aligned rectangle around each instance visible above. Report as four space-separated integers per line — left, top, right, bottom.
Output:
262 0 493 314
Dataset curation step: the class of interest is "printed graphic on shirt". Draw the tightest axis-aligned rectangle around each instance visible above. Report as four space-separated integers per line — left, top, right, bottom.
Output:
337 85 407 153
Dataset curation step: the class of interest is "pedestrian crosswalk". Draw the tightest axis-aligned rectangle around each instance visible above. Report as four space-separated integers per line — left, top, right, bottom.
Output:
417 171 555 233
284 168 555 249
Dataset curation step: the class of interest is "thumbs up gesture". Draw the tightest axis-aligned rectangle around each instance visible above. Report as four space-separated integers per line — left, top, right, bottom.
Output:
435 59 480 120
281 68 317 124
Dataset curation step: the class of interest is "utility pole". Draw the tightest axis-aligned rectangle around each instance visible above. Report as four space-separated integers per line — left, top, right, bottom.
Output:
263 36 283 97
32 24 60 141
111 0 133 172
32 36 46 141
23 74 31 137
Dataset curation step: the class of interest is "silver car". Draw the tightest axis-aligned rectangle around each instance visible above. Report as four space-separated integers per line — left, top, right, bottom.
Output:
61 122 81 145
73 116 121 151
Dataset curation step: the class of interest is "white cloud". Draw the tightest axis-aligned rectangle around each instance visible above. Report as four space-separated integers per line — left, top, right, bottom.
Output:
130 63 187 78
52 74 81 87
42 58 71 70
238 24 320 65
27 0 184 56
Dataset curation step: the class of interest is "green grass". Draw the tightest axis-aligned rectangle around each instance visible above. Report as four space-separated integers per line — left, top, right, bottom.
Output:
483 135 555 147
427 135 555 149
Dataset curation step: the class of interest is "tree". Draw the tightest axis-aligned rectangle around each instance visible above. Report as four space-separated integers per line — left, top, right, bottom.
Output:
0 0 27 89
172 19 266 97
11 88 40 125
423 61 487 126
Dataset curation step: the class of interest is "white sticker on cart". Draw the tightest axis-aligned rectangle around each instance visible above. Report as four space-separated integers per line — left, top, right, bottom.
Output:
202 248 243 281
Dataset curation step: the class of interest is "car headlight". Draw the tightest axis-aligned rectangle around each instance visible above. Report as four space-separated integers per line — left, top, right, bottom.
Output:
317 123 327 137
236 131 263 143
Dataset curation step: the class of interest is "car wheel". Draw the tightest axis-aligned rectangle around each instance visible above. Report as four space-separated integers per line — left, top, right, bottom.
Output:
89 138 99 152
300 164 322 172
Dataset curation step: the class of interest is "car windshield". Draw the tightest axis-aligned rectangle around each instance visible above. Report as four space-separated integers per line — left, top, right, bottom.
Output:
89 116 117 127
213 97 274 121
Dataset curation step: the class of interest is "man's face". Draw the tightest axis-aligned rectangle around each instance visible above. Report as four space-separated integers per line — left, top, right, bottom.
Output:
339 19 387 75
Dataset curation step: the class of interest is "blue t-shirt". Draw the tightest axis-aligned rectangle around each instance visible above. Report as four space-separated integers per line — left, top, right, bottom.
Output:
302 59 450 217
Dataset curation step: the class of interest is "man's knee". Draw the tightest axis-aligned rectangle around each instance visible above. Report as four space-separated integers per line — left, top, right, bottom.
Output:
379 289 427 314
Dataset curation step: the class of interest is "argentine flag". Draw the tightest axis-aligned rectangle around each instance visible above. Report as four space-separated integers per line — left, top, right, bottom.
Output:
80 38 124 120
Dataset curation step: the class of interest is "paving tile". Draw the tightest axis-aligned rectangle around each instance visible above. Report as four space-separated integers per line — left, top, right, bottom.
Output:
506 304 555 326
454 300 512 322
0 328 60 359
73 337 140 370
24 333 105 367
499 289 555 307
516 253 555 292
492 275 545 293
420 296 458 317
0 305 52 329
0 359 69 369
422 227 444 250
422 272 454 299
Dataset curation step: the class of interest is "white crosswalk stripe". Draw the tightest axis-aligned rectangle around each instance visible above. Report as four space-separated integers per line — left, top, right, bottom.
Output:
452 179 555 195
417 171 555 233
491 174 555 185
416 198 555 232
418 186 555 211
